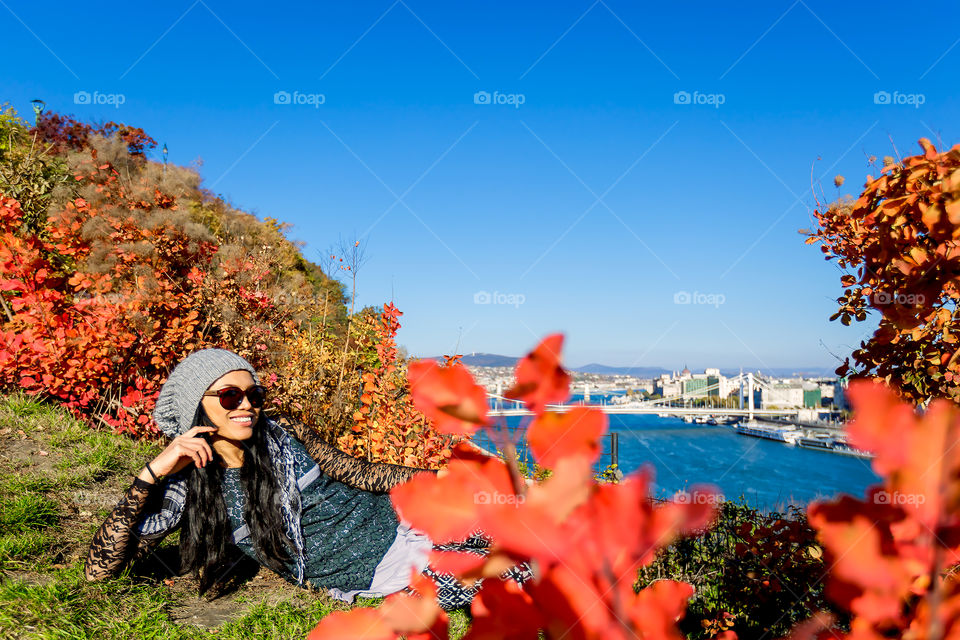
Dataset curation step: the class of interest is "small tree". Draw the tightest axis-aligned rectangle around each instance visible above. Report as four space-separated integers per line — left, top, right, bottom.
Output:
808 138 960 404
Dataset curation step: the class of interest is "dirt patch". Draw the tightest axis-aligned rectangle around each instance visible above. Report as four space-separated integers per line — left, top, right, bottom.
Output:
169 574 304 629
0 433 57 476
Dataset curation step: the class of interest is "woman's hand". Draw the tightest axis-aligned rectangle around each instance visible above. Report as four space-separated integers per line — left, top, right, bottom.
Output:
139 426 217 482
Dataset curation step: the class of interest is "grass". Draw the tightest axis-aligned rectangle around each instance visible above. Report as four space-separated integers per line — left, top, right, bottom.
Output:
0 566 361 640
0 393 471 639
0 491 60 565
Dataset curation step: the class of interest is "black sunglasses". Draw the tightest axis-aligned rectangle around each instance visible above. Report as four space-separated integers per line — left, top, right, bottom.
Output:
202 385 267 410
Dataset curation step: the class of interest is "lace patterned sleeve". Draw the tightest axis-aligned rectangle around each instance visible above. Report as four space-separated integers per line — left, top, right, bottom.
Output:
274 415 436 492
84 478 165 581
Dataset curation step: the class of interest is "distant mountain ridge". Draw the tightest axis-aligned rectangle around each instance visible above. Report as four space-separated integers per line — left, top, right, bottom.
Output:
424 353 838 378
572 363 671 376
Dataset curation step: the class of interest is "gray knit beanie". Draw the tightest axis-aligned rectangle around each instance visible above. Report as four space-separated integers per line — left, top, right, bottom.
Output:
152 349 260 438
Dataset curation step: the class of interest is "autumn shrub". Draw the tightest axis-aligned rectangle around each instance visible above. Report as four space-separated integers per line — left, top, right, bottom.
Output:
335 303 453 467
808 138 960 403
0 106 445 467
0 105 73 233
639 500 826 640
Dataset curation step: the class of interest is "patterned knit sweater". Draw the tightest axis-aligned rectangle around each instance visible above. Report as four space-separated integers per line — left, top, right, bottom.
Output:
221 436 400 591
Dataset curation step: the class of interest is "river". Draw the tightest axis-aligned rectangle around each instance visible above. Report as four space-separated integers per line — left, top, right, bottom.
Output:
486 409 880 512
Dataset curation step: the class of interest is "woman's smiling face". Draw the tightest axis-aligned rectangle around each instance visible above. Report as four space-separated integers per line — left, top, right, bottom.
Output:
200 370 260 441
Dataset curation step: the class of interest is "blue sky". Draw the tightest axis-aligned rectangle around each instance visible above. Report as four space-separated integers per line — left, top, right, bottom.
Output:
4 1 958 370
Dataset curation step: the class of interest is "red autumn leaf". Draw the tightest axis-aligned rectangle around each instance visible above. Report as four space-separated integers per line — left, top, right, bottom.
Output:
407 359 488 436
527 407 606 467
447 440 495 464
482 456 594 564
537 562 612 637
628 580 696 640
307 609 396 640
504 333 571 414
378 586 444 635
427 549 487 576
391 459 512 543
846 380 960 531
808 496 917 625
469 578 544 640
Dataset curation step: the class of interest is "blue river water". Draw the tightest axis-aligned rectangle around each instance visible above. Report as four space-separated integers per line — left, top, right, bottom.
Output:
485 403 881 512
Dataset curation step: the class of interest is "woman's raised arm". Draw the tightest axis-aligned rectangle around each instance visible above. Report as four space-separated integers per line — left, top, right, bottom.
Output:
274 415 436 492
85 425 217 581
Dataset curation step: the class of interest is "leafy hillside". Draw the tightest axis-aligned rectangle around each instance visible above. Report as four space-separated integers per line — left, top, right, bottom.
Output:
0 105 447 466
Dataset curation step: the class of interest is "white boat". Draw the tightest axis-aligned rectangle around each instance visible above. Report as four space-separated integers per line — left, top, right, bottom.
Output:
797 434 874 459
735 422 802 445
797 435 833 451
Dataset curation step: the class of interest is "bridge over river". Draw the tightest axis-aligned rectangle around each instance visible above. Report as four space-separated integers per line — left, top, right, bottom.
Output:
486 372 842 422
488 404 812 418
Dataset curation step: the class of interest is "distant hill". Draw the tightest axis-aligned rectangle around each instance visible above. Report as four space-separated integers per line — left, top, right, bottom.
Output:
425 353 519 367
572 363 671 377
423 353 838 379
425 355 669 376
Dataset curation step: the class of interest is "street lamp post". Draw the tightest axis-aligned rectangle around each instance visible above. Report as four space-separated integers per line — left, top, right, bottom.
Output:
28 100 45 151
162 143 168 177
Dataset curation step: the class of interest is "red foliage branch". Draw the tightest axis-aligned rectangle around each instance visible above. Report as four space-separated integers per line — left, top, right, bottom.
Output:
310 334 721 640
340 303 452 467
32 112 157 157
808 139 960 402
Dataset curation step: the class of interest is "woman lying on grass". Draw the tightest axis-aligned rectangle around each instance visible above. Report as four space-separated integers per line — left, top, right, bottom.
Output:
84 349 530 609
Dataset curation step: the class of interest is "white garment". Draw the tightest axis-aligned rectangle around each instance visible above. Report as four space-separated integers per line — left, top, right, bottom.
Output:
327 523 433 603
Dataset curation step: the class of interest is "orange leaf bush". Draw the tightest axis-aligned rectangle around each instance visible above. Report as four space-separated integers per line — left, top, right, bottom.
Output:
794 380 960 640
0 109 445 467
337 303 452 467
809 139 960 402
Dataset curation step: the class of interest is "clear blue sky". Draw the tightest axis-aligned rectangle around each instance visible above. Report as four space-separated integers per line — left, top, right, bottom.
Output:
4 1 958 370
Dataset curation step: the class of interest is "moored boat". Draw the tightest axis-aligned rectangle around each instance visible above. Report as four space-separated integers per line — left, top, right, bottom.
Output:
734 422 802 445
797 435 833 450
798 434 873 459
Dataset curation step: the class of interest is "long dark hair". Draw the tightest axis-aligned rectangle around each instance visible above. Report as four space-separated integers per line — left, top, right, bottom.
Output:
179 409 295 595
